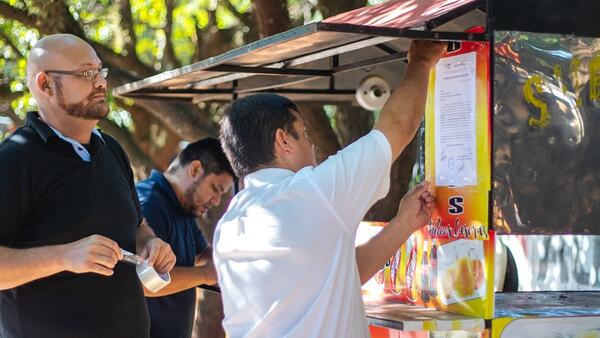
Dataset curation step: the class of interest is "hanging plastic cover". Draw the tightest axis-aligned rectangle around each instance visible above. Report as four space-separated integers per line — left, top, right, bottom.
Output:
493 31 600 234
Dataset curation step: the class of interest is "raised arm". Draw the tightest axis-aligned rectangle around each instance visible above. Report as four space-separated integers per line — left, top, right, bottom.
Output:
373 40 446 161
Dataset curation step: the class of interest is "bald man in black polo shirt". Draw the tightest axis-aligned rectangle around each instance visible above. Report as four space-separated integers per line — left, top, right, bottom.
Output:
0 34 176 338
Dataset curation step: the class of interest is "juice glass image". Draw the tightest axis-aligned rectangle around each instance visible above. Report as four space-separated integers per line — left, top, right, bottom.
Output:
438 239 485 305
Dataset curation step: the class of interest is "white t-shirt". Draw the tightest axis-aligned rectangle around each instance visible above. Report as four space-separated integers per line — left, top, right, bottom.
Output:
214 130 392 338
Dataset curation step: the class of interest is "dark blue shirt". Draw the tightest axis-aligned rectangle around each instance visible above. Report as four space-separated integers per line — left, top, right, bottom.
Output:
136 170 209 338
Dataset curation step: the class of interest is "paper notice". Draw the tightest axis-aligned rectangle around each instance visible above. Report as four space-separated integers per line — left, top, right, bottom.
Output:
434 52 477 186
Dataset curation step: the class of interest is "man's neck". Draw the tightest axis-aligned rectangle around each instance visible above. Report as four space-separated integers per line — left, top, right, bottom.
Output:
38 108 98 144
268 158 300 173
163 171 187 208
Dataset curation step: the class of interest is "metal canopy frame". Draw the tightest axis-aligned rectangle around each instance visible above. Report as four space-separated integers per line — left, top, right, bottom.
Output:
114 0 487 102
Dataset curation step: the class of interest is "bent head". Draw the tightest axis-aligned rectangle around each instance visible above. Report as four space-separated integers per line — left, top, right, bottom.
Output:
219 93 316 177
167 138 236 217
26 34 109 121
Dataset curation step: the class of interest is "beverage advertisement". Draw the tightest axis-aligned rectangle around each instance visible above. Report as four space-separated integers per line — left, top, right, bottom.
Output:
370 326 489 338
367 229 495 319
363 37 494 319
424 37 490 240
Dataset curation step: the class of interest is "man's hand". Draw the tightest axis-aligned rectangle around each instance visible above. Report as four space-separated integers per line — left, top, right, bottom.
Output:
408 40 447 69
395 181 436 234
60 234 123 276
138 237 176 274
355 181 435 284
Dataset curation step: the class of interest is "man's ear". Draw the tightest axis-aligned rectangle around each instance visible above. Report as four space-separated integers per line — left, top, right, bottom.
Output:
188 160 205 179
274 128 291 154
35 72 53 98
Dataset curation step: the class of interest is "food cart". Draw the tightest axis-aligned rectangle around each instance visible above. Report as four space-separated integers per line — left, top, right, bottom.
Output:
115 0 600 336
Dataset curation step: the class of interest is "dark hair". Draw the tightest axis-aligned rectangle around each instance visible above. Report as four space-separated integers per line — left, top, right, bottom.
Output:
219 93 300 177
168 137 235 178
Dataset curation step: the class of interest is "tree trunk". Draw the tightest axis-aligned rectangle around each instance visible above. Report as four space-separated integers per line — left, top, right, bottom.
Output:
252 0 291 38
98 119 159 178
128 98 217 141
318 0 367 18
128 109 181 173
334 104 419 222
162 0 182 70
193 190 235 338
298 103 340 162
365 137 418 221
309 0 412 223
334 103 374 147
107 65 217 141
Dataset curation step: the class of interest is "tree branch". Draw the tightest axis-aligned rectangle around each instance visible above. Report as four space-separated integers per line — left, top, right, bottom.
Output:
128 98 216 141
0 2 39 29
0 30 24 58
92 41 154 78
0 0 218 152
252 0 291 38
0 1 151 80
191 15 202 63
108 68 215 141
0 105 24 127
317 0 366 18
0 85 23 102
296 103 340 162
219 0 259 43
117 0 138 58
162 0 181 70
0 84 25 127
22 1 155 79
192 10 216 62
98 118 157 177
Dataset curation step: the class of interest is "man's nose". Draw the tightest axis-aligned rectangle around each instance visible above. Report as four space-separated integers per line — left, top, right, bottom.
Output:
94 75 107 90
212 194 222 206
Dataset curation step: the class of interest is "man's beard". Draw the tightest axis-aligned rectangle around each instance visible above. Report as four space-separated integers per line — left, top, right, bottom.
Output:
183 177 203 217
55 77 109 120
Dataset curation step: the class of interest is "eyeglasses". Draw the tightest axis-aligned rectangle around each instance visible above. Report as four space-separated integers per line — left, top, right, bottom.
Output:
44 68 109 81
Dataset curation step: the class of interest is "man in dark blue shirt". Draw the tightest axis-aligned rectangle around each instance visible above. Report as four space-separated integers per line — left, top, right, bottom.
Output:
136 138 235 338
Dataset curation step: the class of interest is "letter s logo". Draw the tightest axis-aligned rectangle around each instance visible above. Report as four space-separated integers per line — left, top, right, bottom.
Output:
448 196 464 215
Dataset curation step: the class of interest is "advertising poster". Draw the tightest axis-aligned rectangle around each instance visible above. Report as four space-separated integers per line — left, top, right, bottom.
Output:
361 32 494 323
424 40 491 240
379 231 494 319
360 224 495 319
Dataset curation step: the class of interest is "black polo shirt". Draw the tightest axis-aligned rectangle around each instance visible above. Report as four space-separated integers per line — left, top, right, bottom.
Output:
0 112 150 338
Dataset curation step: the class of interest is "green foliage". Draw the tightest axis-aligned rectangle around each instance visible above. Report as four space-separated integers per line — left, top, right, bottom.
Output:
0 0 255 128
323 104 337 129
288 0 322 24
0 0 372 168
109 108 134 130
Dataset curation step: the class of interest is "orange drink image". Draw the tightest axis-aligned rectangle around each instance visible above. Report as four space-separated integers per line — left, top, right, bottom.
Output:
453 257 484 298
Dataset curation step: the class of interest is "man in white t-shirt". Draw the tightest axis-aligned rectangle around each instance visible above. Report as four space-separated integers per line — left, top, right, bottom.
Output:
214 40 446 338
